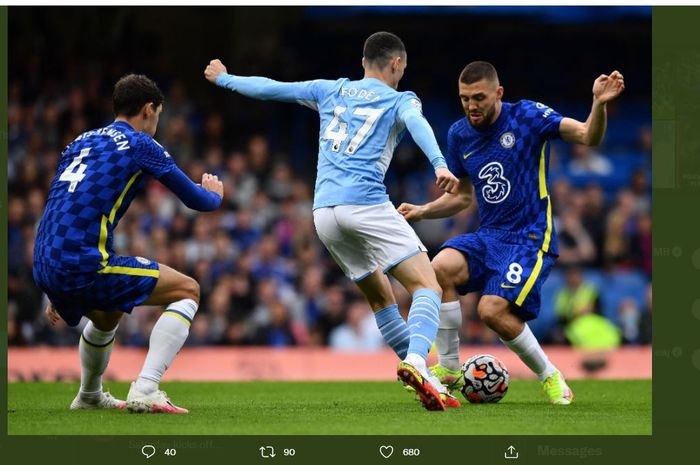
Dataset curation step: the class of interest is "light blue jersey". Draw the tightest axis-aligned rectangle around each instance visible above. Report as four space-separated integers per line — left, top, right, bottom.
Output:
216 74 446 209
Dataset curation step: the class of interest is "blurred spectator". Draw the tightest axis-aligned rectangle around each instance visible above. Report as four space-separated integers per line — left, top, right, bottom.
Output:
162 114 195 162
312 285 347 345
8 303 20 345
251 191 280 230
250 301 302 347
603 189 637 270
552 267 600 344
557 210 596 267
630 213 652 277
329 300 384 352
185 216 217 265
251 234 295 284
266 162 295 201
229 272 256 315
581 184 608 267
618 298 641 344
291 265 325 325
565 312 622 374
224 151 259 209
637 125 652 155
201 112 225 149
638 284 652 345
551 178 573 218
204 146 226 177
568 144 613 176
247 134 272 184
630 168 651 214
554 271 621 374
160 80 196 129
230 208 262 251
223 318 249 345
186 313 214 346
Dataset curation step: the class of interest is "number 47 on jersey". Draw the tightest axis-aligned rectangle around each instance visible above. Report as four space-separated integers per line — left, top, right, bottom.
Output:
322 106 384 155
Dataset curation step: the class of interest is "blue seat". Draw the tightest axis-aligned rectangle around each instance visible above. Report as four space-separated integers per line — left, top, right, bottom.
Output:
598 271 648 324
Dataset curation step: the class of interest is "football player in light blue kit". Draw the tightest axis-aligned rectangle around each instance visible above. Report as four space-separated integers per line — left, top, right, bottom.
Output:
399 61 625 405
206 32 460 410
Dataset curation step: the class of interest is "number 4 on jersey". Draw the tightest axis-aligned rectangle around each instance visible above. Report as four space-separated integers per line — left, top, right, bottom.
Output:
322 106 384 154
59 148 90 192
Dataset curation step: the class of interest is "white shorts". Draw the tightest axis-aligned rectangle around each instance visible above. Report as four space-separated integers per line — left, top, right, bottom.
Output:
313 202 427 282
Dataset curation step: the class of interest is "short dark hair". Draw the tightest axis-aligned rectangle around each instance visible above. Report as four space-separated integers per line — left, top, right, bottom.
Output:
112 74 164 117
459 61 499 85
363 31 406 69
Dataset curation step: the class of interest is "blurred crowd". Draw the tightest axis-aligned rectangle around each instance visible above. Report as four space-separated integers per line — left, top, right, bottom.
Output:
7 66 652 351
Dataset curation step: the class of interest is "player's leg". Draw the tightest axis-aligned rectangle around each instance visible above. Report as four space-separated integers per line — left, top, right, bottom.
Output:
477 295 524 339
388 253 460 409
357 271 453 410
70 309 127 410
478 295 572 404
313 205 413 361
480 250 573 405
388 252 442 364
355 270 409 360
127 263 199 414
323 203 449 410
431 248 469 375
429 234 486 391
34 265 128 410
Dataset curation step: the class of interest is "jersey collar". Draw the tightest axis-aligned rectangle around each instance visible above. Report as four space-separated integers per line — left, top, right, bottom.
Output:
112 120 135 131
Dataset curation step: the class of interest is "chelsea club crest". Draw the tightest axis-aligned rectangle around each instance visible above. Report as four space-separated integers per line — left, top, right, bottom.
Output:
500 132 515 149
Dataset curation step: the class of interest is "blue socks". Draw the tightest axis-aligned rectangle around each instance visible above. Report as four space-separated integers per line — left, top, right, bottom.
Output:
374 304 410 359
374 289 441 361
406 288 441 359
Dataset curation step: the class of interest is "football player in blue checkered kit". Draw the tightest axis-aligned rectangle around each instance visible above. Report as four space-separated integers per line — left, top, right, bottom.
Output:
33 74 223 413
399 62 625 404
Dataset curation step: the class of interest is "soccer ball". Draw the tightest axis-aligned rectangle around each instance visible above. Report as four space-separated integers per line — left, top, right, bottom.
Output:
460 354 509 403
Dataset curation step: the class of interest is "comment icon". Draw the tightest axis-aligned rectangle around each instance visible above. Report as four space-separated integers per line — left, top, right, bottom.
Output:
142 445 156 459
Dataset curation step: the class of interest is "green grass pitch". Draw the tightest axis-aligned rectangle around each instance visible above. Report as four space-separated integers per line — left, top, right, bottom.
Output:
8 380 651 435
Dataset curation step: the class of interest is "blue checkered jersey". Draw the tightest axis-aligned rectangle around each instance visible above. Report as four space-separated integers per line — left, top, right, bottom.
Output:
216 74 445 210
34 121 176 272
446 100 563 255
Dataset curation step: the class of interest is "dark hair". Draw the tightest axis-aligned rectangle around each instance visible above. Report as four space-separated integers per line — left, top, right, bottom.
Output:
112 74 164 117
363 31 406 69
459 61 499 85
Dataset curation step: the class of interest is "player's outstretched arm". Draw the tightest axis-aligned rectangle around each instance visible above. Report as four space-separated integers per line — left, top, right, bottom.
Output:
397 176 473 222
159 168 223 212
560 70 625 146
401 108 459 193
204 59 319 104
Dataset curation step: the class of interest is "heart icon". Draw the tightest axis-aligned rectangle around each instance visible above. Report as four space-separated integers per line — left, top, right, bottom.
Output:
379 445 394 459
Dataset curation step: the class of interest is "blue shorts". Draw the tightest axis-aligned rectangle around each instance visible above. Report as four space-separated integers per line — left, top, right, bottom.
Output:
33 255 160 327
440 231 556 321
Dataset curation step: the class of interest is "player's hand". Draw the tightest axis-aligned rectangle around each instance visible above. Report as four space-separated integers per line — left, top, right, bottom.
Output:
205 59 228 84
397 202 426 222
435 167 459 194
201 173 224 198
592 70 625 104
45 302 60 326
